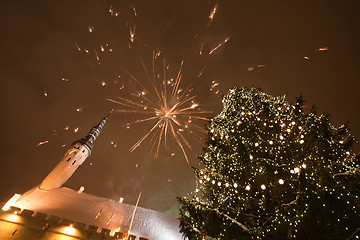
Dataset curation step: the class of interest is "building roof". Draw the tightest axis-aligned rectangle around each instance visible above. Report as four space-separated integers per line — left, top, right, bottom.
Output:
12 187 184 240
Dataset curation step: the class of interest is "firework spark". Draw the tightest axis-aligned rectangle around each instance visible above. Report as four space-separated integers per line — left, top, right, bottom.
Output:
74 42 81 51
318 47 329 51
107 52 211 163
37 140 49 146
131 5 137 16
129 25 136 43
94 50 100 61
88 25 94 33
208 3 219 26
209 35 231 55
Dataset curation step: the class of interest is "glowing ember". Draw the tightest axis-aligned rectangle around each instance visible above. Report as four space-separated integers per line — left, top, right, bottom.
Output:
88 25 94 33
74 42 81 51
131 5 137 16
94 50 100 61
76 107 83 112
209 36 231 55
210 80 219 92
318 47 329 51
37 140 49 146
208 3 219 25
129 25 136 43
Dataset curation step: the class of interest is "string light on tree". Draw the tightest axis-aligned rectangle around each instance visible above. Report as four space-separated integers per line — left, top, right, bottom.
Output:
178 87 360 240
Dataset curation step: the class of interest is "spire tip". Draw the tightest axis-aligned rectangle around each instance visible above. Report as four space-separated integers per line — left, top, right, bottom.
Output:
107 109 115 117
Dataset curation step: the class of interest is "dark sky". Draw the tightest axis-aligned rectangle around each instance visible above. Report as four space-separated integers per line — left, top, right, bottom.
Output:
1 0 359 215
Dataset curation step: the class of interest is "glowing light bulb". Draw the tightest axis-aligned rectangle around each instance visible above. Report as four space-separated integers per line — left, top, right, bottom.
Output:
225 183 229 187
234 183 238 188
249 155 253 160
269 140 273 145
278 179 284 185
245 185 251 191
255 142 259 147
261 184 266 190
302 164 306 169
294 167 300 173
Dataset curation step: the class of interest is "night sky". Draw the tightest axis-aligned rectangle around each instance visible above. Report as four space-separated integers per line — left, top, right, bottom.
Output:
1 0 359 215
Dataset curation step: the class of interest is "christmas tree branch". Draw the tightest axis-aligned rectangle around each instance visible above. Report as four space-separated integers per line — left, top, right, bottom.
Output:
346 227 360 240
193 200 251 232
213 208 250 232
282 193 301 206
333 167 359 176
334 172 352 176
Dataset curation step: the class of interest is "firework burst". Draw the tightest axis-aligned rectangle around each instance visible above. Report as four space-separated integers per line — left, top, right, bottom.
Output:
107 51 211 163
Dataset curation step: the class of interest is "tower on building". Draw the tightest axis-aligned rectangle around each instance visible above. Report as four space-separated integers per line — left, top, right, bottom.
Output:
40 110 112 190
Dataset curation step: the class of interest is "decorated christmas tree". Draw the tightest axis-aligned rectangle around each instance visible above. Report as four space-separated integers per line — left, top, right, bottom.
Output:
178 87 360 240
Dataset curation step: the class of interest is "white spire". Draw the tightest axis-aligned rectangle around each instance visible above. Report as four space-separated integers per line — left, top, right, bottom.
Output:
39 111 112 190
72 109 113 155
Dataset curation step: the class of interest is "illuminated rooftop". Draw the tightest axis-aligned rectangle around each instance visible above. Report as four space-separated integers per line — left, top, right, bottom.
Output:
2 187 184 240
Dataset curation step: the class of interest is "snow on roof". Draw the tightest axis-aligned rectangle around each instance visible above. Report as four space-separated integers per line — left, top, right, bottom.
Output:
12 187 184 240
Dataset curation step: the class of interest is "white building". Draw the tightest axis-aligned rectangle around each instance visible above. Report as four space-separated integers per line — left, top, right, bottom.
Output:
2 112 184 240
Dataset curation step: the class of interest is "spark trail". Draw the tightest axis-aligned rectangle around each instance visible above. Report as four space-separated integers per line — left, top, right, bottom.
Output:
107 51 211 163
